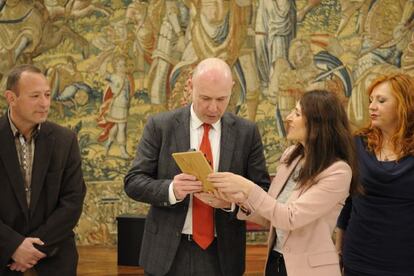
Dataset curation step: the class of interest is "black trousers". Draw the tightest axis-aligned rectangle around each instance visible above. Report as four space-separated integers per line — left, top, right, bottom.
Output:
145 235 222 276
344 266 378 276
265 250 287 276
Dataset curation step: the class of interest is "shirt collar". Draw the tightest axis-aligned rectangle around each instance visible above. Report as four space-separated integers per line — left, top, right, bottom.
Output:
190 104 221 130
8 109 41 140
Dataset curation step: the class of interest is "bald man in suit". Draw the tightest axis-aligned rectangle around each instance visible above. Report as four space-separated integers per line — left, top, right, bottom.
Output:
125 58 270 276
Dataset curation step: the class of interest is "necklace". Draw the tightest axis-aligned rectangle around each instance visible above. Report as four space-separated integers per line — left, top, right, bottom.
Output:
378 148 397 161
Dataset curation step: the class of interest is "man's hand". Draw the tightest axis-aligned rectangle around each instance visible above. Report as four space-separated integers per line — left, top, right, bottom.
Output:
194 192 231 209
10 238 47 272
8 262 29 272
173 173 203 200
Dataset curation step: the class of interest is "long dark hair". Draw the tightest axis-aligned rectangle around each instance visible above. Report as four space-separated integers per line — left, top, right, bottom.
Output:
286 90 361 195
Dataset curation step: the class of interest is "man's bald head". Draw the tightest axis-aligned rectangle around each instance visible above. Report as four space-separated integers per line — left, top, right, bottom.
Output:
192 58 233 85
189 58 234 124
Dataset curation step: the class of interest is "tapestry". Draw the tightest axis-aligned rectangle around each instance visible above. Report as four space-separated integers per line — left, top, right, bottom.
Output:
0 0 412 245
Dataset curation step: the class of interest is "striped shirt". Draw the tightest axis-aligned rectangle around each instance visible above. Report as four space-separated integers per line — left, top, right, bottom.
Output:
8 111 40 206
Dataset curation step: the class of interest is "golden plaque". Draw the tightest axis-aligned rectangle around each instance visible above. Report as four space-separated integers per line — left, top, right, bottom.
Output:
172 151 215 192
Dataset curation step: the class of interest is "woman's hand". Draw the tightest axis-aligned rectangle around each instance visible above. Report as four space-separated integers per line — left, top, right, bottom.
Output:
194 192 231 209
212 189 247 203
208 172 255 202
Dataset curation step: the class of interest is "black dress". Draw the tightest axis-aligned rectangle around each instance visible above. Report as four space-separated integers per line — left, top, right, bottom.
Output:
337 136 414 276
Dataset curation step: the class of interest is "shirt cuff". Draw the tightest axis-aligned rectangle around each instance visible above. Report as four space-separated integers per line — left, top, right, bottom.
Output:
221 203 236 212
168 181 181 204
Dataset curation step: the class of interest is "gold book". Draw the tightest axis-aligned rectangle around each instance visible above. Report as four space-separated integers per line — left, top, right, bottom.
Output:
172 151 215 192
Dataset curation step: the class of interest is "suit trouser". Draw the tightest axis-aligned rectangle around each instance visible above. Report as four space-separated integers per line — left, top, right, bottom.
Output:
146 235 221 276
265 250 287 276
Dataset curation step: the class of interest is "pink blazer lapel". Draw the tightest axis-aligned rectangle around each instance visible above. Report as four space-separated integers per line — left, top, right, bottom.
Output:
267 155 302 248
268 155 302 199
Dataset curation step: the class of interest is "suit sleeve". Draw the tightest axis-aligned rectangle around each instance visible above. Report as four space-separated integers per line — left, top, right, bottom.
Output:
124 116 172 206
245 124 270 191
243 161 351 231
29 133 86 254
237 208 270 228
0 220 25 266
227 123 270 220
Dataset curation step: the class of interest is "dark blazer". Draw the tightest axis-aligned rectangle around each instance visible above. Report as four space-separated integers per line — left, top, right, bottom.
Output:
124 105 270 276
0 115 86 276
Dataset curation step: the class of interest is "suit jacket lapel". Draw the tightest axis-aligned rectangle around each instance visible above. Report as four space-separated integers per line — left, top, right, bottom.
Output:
174 106 191 152
30 123 54 212
173 106 191 207
0 116 29 215
218 113 236 172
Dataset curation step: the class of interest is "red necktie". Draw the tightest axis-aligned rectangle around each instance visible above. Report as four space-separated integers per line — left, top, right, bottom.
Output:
193 123 214 249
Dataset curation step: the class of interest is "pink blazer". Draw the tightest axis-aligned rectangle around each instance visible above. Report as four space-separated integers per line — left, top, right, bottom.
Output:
239 146 351 276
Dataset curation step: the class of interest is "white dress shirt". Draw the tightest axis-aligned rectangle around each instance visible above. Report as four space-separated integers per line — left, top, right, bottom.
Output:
168 104 221 234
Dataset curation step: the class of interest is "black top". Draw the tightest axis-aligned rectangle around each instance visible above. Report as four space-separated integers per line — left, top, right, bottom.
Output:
337 136 414 276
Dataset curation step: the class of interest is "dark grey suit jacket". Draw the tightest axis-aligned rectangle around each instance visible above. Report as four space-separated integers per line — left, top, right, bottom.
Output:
124 105 270 276
0 115 86 276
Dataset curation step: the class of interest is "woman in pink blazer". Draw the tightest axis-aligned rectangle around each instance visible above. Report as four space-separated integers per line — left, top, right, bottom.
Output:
209 90 361 276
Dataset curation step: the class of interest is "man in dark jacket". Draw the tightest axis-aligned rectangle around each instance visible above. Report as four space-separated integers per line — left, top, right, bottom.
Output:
125 58 269 276
0 64 86 275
